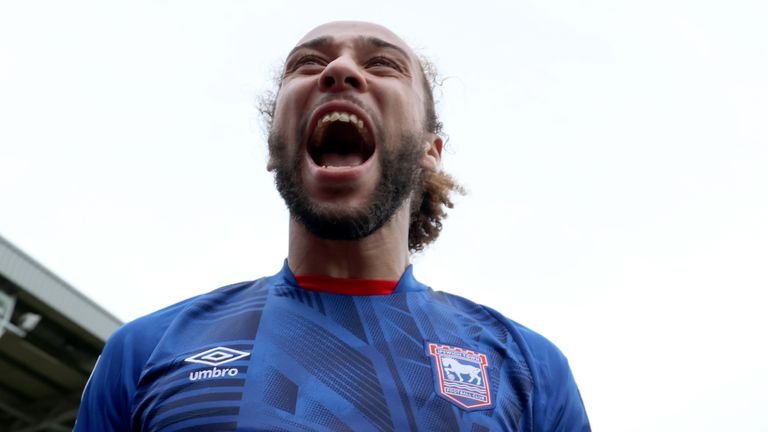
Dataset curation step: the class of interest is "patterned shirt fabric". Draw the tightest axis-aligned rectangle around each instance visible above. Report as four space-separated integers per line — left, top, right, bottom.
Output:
75 262 590 431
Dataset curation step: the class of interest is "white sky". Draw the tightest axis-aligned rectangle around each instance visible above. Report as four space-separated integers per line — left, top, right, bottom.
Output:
2 1 767 430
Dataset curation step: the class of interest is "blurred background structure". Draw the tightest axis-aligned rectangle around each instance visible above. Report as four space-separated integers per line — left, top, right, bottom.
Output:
0 235 121 431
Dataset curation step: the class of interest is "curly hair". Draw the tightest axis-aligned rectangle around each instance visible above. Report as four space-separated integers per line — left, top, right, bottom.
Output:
259 56 463 253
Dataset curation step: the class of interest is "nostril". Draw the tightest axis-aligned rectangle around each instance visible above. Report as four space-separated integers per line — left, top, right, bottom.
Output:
344 76 360 89
322 76 336 88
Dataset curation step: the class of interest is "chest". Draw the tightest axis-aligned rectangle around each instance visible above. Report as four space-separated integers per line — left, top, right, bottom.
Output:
129 293 530 431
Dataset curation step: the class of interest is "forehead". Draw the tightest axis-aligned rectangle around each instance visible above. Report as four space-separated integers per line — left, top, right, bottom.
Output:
293 21 418 61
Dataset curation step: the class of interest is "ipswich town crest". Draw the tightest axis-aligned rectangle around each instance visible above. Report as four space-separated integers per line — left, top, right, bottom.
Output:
426 343 494 410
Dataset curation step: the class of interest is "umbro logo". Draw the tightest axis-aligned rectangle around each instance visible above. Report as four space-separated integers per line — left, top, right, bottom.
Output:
184 346 250 382
185 346 250 366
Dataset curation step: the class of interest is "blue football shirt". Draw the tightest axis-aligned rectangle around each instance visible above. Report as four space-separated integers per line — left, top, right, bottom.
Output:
75 262 590 431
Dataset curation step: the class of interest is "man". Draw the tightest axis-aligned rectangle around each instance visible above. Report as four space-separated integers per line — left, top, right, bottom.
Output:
75 21 590 431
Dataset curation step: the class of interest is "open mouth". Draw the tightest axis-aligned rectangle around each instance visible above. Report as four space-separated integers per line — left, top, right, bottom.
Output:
308 111 375 169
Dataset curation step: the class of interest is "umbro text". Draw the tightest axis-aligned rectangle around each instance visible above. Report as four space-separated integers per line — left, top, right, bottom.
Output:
189 366 239 381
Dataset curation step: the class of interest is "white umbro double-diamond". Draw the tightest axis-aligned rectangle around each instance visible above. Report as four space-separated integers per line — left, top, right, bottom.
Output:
184 346 250 366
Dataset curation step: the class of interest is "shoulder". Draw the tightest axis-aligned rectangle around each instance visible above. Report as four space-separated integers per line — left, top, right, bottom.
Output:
503 316 571 373
504 318 590 431
108 278 266 360
437 292 570 370
432 291 560 356
430 292 590 431
75 278 268 431
495 316 591 431
93 278 263 377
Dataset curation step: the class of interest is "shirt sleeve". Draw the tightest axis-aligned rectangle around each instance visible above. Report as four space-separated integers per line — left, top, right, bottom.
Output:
524 330 591 432
74 324 141 432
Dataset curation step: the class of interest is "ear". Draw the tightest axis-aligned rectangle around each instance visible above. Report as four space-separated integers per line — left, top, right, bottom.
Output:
420 134 443 172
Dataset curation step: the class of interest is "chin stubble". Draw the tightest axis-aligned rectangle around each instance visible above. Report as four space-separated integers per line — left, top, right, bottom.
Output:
269 130 424 241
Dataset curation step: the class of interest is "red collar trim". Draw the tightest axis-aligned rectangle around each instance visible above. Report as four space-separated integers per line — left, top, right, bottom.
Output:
294 274 398 296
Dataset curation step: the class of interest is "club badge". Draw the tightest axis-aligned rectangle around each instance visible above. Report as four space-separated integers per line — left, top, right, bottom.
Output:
426 342 494 410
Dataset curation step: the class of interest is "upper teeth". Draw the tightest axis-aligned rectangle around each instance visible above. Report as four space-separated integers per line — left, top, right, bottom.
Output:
317 111 365 131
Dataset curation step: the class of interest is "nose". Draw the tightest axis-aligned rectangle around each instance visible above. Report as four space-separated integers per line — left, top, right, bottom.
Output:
318 56 367 92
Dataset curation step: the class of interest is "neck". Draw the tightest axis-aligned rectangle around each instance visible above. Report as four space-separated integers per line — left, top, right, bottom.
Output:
287 204 411 280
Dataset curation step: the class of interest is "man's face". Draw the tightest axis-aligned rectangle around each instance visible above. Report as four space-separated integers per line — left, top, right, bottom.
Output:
268 21 437 240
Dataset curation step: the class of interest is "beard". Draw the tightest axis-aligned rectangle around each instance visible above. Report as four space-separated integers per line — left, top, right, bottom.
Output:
269 128 424 241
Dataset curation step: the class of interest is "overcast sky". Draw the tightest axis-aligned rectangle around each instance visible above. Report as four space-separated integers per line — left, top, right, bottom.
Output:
2 1 767 430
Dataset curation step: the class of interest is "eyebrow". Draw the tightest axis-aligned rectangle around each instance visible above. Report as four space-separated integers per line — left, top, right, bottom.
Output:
285 35 413 62
364 36 412 61
286 36 333 60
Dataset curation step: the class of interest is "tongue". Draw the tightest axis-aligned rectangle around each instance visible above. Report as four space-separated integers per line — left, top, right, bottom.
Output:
318 153 365 168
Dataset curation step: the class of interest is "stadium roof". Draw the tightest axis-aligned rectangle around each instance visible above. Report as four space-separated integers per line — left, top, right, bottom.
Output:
0 234 122 431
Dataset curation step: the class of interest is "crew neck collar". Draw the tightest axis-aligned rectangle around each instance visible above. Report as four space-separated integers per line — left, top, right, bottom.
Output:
276 260 427 295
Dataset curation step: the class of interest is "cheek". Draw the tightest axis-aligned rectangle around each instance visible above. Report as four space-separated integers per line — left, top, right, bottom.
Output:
271 96 294 131
410 88 430 127
375 89 422 128
272 80 312 130
401 87 429 127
